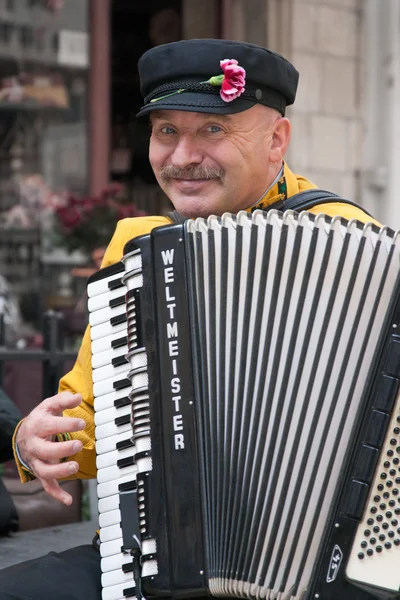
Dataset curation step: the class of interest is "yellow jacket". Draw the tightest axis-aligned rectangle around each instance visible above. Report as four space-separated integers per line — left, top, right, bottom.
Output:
13 163 380 482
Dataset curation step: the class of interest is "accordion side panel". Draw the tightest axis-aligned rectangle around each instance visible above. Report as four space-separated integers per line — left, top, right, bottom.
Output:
148 224 207 597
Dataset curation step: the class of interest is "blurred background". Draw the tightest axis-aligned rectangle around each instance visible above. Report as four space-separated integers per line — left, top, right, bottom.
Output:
0 0 397 533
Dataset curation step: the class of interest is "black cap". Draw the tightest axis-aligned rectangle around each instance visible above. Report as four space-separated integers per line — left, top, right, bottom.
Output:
137 39 299 118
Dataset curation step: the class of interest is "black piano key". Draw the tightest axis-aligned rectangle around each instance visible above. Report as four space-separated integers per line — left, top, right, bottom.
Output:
111 313 127 327
122 562 134 574
116 438 134 451
114 378 131 391
117 456 135 469
119 479 136 492
114 396 130 408
122 586 136 598
112 335 128 350
112 355 129 368
110 295 126 308
115 414 130 427
108 276 124 291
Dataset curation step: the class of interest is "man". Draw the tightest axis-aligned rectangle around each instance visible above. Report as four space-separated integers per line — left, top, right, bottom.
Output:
0 39 378 599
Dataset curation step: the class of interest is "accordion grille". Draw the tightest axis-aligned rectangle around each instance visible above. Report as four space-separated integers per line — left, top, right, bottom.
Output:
185 211 400 599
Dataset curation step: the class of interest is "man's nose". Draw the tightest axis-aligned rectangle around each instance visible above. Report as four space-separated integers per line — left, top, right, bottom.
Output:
170 136 203 168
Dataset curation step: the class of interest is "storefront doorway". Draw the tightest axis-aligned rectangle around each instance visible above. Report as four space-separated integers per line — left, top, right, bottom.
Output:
110 0 182 216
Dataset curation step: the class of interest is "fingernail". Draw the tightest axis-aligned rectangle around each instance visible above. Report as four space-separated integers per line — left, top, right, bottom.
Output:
72 441 82 453
78 420 86 429
68 463 78 474
63 495 71 505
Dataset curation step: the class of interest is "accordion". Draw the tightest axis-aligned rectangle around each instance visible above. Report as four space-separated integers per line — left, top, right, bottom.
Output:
88 210 400 600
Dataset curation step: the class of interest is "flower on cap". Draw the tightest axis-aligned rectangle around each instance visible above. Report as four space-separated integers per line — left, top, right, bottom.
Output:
208 59 246 102
150 58 246 104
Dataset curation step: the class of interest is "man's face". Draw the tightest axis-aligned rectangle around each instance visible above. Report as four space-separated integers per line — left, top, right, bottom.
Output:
149 105 289 218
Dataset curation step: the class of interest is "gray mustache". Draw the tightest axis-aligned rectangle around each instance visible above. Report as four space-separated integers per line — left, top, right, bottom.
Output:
159 165 224 182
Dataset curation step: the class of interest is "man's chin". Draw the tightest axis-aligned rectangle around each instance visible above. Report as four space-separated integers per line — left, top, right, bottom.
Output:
167 184 224 219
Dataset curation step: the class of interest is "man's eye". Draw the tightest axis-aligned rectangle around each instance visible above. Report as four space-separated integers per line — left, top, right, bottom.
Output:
160 126 176 134
207 125 222 133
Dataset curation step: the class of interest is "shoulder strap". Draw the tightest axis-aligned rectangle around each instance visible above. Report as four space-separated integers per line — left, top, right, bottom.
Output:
168 189 374 222
168 210 186 224
276 189 374 218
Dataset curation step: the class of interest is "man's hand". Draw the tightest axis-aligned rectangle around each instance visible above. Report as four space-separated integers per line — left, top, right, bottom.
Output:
16 391 86 505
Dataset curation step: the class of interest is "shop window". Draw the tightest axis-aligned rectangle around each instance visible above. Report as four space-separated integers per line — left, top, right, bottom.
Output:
0 0 90 342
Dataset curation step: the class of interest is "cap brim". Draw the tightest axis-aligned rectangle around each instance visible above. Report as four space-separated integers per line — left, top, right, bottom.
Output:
136 91 256 118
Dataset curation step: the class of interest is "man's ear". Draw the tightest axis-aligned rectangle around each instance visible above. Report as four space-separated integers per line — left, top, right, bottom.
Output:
270 117 291 163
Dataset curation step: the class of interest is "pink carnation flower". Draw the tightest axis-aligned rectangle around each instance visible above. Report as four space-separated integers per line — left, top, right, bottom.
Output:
219 59 246 102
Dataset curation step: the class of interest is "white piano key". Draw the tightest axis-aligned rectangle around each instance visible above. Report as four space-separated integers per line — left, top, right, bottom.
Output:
91 318 127 341
90 303 126 328
91 330 127 355
101 580 136 600
101 567 136 590
96 430 132 455
88 287 126 312
96 446 134 470
99 508 121 529
97 462 136 485
100 536 123 558
92 345 129 369
95 404 131 428
97 472 136 499
101 552 132 574
93 362 129 384
87 270 124 298
96 418 131 442
100 522 122 543
98 492 119 514
93 374 130 399
94 388 130 413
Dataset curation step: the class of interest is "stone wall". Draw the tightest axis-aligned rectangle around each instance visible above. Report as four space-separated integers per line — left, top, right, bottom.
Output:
285 0 364 202
182 0 368 205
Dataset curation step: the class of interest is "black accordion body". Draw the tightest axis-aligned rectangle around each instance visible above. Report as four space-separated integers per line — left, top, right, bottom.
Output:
88 210 400 600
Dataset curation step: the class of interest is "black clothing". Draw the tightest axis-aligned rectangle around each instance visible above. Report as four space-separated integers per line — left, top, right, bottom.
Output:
0 544 102 600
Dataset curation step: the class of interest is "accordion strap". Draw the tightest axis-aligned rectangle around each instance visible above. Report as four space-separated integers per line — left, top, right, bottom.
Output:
272 188 374 218
168 189 374 223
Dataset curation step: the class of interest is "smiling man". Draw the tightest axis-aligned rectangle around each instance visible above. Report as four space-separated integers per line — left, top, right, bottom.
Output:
1 39 379 600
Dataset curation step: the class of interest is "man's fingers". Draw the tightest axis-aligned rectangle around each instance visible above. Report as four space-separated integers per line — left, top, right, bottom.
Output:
40 477 73 506
36 416 86 438
32 439 83 462
42 392 82 414
31 457 79 481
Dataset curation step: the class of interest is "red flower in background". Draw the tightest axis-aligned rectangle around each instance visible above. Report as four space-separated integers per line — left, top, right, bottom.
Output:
54 184 147 255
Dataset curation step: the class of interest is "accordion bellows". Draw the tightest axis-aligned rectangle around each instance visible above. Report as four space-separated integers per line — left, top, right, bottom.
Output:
89 210 400 600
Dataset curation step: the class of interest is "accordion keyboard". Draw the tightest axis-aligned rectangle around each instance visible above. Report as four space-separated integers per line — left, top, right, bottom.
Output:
89 253 157 600
89 263 138 600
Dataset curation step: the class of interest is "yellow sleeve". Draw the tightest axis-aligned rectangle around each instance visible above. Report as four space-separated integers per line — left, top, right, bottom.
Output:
14 216 170 482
